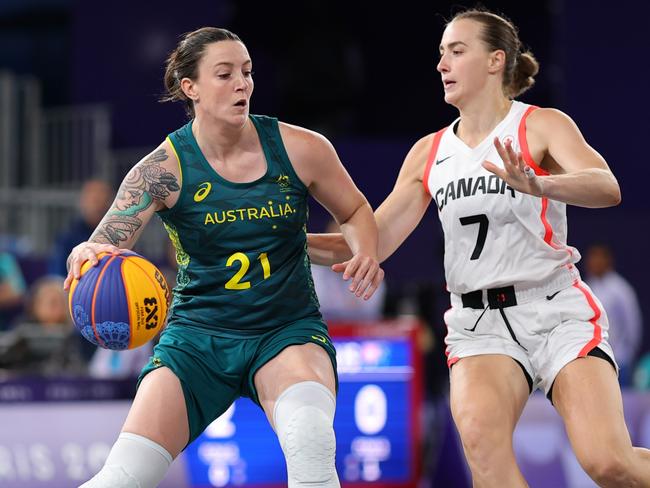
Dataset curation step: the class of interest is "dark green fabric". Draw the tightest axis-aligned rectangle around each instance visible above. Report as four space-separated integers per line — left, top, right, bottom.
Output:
158 114 321 337
137 318 337 445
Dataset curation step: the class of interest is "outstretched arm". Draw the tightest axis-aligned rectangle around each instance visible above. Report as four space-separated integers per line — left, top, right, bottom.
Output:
64 142 180 289
282 123 382 299
308 133 434 266
483 108 621 208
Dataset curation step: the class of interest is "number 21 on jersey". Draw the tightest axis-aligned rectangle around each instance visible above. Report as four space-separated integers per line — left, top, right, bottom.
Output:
225 252 271 290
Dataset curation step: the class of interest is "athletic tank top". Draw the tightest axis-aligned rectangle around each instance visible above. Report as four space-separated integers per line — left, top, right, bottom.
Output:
158 115 321 336
422 101 580 294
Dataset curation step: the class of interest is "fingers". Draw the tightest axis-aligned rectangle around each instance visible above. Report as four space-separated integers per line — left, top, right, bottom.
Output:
345 257 368 293
482 160 506 179
490 137 529 178
523 165 536 179
331 261 348 274
342 255 383 299
362 267 385 300
66 242 123 283
505 141 526 173
493 137 509 164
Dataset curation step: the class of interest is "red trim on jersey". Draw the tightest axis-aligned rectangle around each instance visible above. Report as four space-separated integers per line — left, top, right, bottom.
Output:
447 356 460 367
573 280 603 356
518 105 548 176
422 127 448 195
518 105 573 256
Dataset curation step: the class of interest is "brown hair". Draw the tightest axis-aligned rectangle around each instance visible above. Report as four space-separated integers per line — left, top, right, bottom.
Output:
450 9 539 98
161 27 242 118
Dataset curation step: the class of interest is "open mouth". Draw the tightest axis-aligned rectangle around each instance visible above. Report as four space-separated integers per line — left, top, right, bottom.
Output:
443 80 456 88
234 99 247 107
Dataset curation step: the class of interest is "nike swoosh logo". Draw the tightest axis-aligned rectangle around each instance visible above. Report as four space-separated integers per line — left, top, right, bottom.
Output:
436 155 452 165
546 290 561 301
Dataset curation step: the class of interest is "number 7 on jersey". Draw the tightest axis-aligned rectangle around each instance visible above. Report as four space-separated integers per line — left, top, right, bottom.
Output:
460 214 489 260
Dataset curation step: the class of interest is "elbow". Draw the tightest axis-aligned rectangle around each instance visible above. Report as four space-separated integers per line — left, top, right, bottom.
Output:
606 180 622 207
597 188 620 208
595 172 621 208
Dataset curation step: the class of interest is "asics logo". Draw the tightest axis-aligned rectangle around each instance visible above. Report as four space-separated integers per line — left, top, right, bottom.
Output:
311 334 328 345
194 182 212 202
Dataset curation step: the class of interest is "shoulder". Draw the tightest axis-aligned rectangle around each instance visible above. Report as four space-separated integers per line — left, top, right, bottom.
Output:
136 139 180 177
409 132 438 159
126 140 181 208
401 132 439 175
277 121 336 161
277 120 326 141
526 107 580 136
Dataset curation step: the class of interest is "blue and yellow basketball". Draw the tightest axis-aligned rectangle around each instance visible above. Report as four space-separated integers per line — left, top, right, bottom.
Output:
68 250 171 350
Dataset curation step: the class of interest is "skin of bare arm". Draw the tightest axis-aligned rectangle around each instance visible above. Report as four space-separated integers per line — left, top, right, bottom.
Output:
483 108 621 208
63 140 181 289
280 122 383 299
308 132 434 269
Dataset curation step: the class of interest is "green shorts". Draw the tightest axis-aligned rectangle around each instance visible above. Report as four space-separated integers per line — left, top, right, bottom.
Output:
137 317 338 446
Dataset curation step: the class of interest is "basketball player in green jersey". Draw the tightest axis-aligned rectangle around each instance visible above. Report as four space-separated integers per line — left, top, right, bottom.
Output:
64 27 383 488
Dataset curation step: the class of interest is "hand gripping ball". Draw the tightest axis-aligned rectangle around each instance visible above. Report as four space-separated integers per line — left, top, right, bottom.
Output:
68 250 171 350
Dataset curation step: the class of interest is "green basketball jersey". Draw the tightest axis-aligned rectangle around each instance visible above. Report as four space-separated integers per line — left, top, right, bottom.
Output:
158 115 321 337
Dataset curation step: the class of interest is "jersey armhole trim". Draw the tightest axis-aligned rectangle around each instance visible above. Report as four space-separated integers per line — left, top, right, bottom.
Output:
422 127 448 196
518 106 549 176
158 136 184 216
166 136 183 186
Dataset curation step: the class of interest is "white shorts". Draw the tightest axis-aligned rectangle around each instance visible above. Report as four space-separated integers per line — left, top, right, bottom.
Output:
444 268 618 396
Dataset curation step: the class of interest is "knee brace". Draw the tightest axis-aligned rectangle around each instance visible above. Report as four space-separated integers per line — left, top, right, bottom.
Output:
273 381 340 488
78 433 172 488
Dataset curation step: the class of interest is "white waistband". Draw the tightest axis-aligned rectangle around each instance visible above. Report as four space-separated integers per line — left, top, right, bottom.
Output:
450 264 580 308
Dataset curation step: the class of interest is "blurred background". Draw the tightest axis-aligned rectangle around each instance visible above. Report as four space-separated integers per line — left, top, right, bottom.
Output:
0 0 649 487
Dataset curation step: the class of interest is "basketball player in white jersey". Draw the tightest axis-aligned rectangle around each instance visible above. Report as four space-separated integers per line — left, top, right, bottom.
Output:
309 8 650 487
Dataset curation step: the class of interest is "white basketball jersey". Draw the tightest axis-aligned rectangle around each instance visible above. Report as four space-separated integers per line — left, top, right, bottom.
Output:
423 101 580 294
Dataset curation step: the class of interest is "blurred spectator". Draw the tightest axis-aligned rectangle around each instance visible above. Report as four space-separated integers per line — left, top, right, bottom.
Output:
311 219 386 322
27 275 70 327
88 344 153 379
0 251 27 330
48 179 114 277
5 276 87 375
584 243 643 387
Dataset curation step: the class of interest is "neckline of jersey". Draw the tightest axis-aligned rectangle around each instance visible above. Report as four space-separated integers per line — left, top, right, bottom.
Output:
449 100 521 154
186 115 271 189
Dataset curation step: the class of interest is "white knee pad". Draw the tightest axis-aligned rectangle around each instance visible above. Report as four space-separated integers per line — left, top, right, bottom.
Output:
79 432 172 488
273 381 340 488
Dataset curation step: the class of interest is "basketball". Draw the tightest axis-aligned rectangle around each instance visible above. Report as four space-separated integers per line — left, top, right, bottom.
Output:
68 250 171 350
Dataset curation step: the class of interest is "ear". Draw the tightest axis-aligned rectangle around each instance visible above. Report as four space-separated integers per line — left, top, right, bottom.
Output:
180 78 199 101
488 50 506 74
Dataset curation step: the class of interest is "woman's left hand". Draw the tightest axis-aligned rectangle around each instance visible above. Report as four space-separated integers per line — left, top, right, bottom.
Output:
331 253 384 300
482 137 544 197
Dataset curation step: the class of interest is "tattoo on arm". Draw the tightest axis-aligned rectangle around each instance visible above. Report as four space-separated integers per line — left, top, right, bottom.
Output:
90 148 180 246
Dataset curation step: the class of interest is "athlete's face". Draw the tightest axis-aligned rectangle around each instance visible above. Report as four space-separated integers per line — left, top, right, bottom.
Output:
437 19 496 107
183 40 254 125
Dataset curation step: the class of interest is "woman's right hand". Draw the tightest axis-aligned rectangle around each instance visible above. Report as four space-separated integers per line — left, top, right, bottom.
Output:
63 241 124 290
